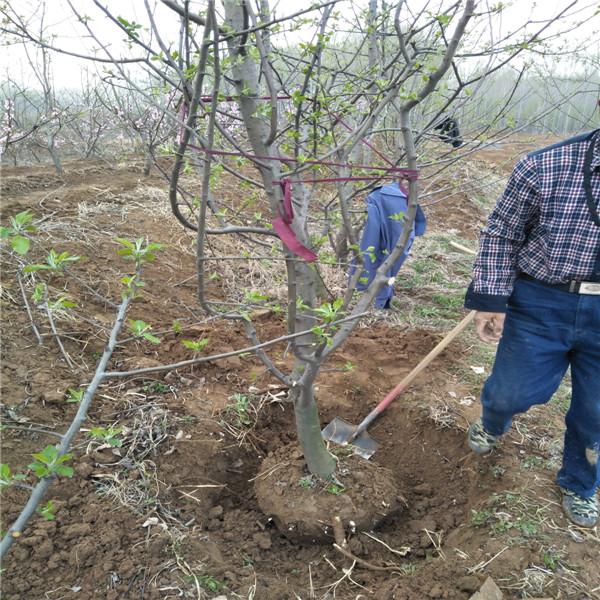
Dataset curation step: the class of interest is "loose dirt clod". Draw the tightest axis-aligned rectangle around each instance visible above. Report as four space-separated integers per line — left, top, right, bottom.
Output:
469 577 504 600
254 443 401 542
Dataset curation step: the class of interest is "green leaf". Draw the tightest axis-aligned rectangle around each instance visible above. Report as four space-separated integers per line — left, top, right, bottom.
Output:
66 388 84 403
389 211 406 222
0 463 25 489
0 463 11 481
29 463 49 478
0 226 12 239
32 446 55 464
23 264 48 273
32 283 46 303
55 465 73 477
244 290 269 303
12 210 34 228
115 237 135 250
11 235 30 255
89 427 122 447
129 319 150 335
48 296 76 310
55 452 73 465
29 446 73 478
37 500 56 521
142 332 161 345
181 338 209 351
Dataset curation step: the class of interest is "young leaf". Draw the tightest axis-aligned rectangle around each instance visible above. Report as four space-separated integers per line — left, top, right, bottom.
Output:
32 283 46 303
66 388 84 404
11 235 30 255
0 464 26 489
55 465 74 477
29 446 73 479
181 338 209 352
37 500 56 521
142 332 161 345
12 210 35 229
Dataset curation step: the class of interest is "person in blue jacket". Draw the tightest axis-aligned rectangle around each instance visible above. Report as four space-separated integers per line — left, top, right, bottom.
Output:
352 182 426 308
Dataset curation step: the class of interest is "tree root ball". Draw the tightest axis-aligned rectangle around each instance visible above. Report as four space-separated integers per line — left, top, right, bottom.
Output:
254 444 402 543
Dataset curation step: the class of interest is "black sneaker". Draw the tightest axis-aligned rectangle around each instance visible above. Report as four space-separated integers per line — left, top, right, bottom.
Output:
561 488 599 528
467 419 499 454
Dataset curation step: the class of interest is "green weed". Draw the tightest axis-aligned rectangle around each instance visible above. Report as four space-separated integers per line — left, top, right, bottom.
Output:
143 381 169 394
66 388 84 404
197 574 223 592
325 483 345 496
471 508 493 527
225 393 252 427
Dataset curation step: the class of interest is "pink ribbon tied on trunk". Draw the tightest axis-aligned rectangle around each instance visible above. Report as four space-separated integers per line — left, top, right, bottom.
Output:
271 178 318 262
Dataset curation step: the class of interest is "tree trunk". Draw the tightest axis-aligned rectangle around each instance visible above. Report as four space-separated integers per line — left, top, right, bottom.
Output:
292 374 336 480
48 145 63 176
143 147 153 176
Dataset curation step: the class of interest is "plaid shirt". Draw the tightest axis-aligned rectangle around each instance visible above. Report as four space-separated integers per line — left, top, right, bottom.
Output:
465 129 600 312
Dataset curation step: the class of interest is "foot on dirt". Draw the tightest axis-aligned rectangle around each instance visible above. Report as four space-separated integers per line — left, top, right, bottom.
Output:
467 419 499 454
560 488 599 528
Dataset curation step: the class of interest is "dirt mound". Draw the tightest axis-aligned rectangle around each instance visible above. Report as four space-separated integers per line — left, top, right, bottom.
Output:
254 444 401 542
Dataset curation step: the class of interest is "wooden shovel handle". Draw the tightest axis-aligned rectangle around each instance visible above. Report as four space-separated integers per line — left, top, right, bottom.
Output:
351 310 475 439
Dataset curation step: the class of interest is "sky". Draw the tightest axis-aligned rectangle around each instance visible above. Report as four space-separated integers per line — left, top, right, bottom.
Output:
1 0 599 89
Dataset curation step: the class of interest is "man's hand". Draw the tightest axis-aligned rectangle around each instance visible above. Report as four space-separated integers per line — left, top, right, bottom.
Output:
474 311 506 344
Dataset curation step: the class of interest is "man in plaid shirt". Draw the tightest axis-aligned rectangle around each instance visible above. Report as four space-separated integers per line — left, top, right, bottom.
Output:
464 120 600 527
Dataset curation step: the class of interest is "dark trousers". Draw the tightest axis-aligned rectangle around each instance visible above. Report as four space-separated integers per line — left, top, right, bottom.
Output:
481 278 600 498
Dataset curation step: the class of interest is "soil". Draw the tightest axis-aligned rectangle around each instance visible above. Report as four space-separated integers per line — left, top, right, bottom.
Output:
254 445 401 542
1 148 598 599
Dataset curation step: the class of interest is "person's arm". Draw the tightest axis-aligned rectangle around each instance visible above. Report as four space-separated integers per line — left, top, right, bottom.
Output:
465 154 540 313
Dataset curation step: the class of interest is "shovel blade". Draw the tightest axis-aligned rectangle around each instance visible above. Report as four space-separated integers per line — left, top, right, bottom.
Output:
321 417 379 460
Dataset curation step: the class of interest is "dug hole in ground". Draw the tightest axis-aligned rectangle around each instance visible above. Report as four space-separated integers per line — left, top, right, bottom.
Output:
1 140 599 599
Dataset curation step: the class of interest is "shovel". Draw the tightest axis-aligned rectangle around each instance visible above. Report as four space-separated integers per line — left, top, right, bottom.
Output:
322 310 476 458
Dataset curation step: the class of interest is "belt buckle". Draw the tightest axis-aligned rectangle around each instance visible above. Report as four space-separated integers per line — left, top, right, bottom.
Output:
579 281 600 295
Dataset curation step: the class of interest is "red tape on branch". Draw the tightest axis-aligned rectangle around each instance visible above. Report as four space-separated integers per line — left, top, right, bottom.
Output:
199 95 292 102
186 143 418 179
182 139 418 263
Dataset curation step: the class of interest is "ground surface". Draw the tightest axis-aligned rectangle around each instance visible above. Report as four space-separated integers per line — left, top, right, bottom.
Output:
1 137 599 599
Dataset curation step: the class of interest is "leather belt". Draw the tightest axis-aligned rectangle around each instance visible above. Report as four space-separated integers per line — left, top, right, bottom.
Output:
520 273 600 295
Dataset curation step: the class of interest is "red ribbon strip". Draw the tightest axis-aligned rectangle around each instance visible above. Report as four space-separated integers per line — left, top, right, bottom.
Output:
271 218 318 262
199 95 292 102
273 178 317 261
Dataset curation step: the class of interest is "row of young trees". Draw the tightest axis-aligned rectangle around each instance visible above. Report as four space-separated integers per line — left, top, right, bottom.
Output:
1 72 175 174
2 2 599 173
2 0 599 557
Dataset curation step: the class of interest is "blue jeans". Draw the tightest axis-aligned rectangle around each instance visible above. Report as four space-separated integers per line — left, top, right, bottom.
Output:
481 278 600 498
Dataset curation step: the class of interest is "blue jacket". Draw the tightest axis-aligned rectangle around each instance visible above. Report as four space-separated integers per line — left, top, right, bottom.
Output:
352 183 426 308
